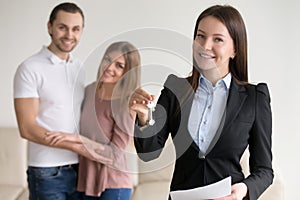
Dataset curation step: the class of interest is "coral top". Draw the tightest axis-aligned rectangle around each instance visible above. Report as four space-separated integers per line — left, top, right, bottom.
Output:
77 82 134 196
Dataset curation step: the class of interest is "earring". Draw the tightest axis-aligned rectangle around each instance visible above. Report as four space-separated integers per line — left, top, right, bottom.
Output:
231 55 235 59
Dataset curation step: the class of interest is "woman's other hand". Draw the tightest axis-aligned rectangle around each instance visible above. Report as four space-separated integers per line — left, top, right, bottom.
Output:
213 183 248 200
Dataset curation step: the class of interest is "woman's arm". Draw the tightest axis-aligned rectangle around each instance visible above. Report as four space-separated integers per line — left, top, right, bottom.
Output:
133 76 180 162
242 83 274 200
14 98 89 152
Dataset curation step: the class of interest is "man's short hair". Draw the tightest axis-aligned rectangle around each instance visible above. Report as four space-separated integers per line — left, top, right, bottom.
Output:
49 2 84 26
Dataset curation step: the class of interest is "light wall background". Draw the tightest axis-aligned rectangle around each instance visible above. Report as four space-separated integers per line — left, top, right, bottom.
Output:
0 0 299 199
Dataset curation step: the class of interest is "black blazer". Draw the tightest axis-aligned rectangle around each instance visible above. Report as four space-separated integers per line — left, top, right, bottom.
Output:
134 74 273 200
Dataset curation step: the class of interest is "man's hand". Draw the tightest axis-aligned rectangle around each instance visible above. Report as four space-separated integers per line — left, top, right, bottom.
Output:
45 131 113 165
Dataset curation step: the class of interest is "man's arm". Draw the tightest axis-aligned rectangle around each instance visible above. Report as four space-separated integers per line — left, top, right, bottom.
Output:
15 98 112 164
14 98 78 150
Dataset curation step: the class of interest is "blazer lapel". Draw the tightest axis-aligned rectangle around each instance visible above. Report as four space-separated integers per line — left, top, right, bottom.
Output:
222 80 248 132
203 80 248 156
177 78 248 155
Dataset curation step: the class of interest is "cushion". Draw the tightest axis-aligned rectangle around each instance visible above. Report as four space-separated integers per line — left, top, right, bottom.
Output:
131 181 170 200
0 127 27 186
0 185 25 200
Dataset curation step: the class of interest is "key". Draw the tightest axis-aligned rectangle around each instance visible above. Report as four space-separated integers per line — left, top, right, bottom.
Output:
147 102 155 126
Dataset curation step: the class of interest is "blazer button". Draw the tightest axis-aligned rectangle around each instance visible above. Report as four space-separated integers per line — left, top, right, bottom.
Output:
199 155 205 159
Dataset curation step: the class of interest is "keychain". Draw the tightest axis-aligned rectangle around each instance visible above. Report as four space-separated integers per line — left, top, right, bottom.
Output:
147 101 155 126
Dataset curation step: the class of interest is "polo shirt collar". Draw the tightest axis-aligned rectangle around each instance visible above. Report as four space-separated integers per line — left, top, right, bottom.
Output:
42 46 74 65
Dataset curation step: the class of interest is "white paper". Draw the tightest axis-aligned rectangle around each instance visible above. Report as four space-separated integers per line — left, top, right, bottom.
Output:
170 176 231 200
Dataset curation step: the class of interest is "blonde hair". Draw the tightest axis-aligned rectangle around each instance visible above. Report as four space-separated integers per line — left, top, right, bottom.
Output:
96 41 141 109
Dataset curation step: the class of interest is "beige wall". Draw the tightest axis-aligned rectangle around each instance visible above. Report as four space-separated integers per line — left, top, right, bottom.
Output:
1 0 299 198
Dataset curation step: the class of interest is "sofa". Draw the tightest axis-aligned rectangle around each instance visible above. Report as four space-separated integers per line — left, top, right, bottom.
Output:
0 127 28 200
0 127 284 200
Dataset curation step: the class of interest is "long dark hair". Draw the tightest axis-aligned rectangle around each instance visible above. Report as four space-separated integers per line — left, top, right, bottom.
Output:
189 5 248 91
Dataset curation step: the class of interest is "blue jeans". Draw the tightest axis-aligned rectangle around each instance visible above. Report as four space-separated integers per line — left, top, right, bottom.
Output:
81 188 132 200
27 164 79 200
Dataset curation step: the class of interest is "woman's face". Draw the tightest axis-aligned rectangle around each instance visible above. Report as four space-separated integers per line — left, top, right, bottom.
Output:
99 50 126 84
193 16 235 77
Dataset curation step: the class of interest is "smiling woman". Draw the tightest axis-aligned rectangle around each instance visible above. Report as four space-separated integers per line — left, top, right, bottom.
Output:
193 15 236 84
45 41 141 200
98 51 126 86
130 5 273 200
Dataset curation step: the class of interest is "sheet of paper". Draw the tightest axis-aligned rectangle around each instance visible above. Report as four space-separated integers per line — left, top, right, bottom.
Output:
170 176 231 200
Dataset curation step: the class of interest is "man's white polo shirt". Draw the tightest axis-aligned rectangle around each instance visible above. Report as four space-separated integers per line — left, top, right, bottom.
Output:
14 46 85 167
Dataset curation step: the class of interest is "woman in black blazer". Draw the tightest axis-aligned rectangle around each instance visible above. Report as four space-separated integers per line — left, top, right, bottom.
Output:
130 5 273 200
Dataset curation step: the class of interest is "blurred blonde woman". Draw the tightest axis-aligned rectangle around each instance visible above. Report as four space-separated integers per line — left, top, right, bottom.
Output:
47 41 141 200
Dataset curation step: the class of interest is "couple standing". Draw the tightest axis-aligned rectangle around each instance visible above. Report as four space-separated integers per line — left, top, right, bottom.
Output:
14 2 139 200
